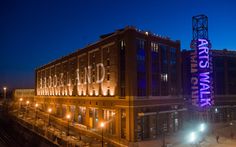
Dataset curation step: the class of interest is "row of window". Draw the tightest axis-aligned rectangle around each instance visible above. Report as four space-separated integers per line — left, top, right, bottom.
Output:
136 39 178 96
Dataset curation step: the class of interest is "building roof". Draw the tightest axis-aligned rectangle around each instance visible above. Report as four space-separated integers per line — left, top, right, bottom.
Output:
36 26 180 71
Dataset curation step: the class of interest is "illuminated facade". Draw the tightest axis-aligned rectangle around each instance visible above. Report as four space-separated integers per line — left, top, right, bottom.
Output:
14 89 35 100
35 26 184 144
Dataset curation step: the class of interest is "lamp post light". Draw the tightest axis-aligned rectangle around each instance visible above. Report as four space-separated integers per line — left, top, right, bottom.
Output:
35 103 38 122
3 87 7 99
199 123 206 133
18 98 23 117
25 101 30 118
100 122 105 147
189 131 197 144
48 108 52 126
34 103 39 130
66 114 71 136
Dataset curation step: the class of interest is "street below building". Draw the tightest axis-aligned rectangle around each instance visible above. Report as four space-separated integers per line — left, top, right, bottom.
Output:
8 101 123 147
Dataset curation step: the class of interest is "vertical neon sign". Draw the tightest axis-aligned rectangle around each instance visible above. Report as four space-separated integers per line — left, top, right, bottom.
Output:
190 39 213 108
197 39 213 107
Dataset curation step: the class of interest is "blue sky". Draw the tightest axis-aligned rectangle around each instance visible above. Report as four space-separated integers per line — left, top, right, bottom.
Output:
0 0 236 89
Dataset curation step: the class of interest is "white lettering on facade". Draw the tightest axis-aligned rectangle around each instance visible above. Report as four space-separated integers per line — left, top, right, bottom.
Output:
96 63 105 83
38 63 106 96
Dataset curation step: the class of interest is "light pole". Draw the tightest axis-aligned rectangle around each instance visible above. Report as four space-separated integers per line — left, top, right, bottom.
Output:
48 108 52 126
35 103 38 123
18 98 23 117
34 103 38 130
162 121 166 147
66 114 71 136
25 101 30 118
100 122 105 147
3 87 7 99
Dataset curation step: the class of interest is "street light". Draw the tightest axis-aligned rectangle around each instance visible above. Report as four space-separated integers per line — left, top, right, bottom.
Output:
66 114 71 136
199 123 206 132
35 103 38 122
34 103 39 130
3 87 7 99
25 101 30 118
100 122 105 147
189 132 196 144
48 108 52 126
18 98 23 117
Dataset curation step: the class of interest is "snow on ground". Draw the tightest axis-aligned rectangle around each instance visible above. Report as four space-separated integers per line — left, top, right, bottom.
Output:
201 136 236 147
138 121 236 147
175 135 236 147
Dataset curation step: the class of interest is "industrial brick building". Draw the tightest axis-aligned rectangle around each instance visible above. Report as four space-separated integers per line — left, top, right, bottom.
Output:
35 26 184 144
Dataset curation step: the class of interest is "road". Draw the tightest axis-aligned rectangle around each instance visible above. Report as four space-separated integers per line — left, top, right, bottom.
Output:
0 123 19 147
18 105 119 146
0 107 22 147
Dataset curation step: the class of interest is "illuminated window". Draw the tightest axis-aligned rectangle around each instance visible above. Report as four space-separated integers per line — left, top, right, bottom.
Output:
161 73 168 82
151 42 159 53
121 40 125 50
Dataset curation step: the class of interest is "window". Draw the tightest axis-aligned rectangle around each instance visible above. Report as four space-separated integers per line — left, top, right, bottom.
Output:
120 40 126 98
92 76 95 83
227 58 236 94
107 89 110 96
170 48 176 65
151 42 159 96
121 109 126 138
121 40 125 50
160 45 168 96
107 58 110 66
161 73 168 82
107 74 110 81
151 42 159 53
137 39 146 96
214 57 225 94
170 48 177 95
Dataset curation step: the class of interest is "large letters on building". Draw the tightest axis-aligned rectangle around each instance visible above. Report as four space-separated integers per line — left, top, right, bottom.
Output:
37 63 109 96
191 39 213 108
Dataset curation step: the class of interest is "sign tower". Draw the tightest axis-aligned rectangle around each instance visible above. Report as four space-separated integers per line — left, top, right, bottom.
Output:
190 15 214 120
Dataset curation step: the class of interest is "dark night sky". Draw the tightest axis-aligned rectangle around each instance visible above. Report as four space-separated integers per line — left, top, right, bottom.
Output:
0 0 236 89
